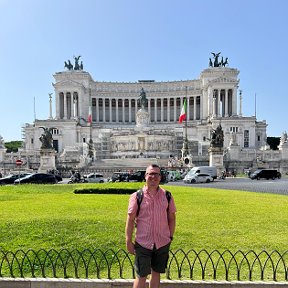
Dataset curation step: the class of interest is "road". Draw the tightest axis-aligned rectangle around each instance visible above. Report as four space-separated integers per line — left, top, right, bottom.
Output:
167 177 288 195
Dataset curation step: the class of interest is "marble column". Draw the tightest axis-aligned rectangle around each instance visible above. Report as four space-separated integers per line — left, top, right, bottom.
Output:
116 99 119 122
160 98 164 122
96 98 99 122
109 98 112 122
64 93 67 119
225 89 228 117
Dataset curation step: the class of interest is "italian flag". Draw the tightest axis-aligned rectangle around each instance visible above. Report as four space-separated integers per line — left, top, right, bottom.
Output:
88 106 92 124
178 98 187 123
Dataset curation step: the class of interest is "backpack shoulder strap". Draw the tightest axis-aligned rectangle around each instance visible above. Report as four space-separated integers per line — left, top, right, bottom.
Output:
165 190 172 204
136 189 172 216
165 190 172 214
136 189 143 217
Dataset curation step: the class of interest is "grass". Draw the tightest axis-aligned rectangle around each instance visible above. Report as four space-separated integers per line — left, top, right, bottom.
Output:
0 182 287 253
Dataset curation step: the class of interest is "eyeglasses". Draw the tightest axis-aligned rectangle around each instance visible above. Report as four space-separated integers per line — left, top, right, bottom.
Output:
146 172 161 177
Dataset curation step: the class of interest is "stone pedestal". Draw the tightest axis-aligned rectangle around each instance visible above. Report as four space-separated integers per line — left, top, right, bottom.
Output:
279 143 288 160
38 149 56 173
227 144 241 161
208 147 224 175
136 109 150 128
183 154 193 167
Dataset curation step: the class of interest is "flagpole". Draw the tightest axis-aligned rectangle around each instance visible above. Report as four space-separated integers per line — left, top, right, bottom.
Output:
182 86 189 159
185 86 188 146
254 93 257 118
88 88 94 159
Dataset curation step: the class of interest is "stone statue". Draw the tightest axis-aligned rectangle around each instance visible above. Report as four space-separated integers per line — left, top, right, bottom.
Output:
0 135 4 148
39 127 54 149
280 131 287 144
137 88 148 110
210 124 224 148
229 132 237 146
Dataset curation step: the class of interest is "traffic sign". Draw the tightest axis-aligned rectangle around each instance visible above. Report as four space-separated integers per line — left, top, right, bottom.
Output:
16 159 23 166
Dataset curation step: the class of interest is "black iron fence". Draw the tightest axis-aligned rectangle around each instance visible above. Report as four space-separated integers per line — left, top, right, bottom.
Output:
1 249 288 281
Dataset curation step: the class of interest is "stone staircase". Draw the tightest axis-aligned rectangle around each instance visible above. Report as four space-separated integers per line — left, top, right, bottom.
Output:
89 157 168 169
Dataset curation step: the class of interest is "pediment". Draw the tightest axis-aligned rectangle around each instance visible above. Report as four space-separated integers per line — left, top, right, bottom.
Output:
53 79 85 89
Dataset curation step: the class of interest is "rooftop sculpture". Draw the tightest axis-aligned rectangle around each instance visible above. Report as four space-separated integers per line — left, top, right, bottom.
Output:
64 55 83 71
209 52 228 68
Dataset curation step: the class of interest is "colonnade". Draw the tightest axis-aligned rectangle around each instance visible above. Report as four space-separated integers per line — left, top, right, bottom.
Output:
57 94 202 123
58 92 79 119
210 88 237 118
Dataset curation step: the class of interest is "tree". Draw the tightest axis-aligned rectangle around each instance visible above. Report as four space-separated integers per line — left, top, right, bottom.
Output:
267 137 280 150
4 141 23 153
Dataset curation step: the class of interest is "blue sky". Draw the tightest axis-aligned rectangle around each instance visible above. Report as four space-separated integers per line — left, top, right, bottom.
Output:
0 0 287 141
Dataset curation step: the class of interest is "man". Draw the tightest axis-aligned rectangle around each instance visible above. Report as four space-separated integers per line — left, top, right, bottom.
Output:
125 164 176 288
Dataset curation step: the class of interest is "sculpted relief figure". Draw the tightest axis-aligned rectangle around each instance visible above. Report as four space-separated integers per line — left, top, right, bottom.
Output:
229 132 237 146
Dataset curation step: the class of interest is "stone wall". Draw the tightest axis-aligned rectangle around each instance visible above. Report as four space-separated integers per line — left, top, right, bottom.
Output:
1 278 288 288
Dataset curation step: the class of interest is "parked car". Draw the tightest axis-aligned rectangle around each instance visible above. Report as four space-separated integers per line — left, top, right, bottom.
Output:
84 173 106 183
167 170 176 182
111 169 168 183
250 169 280 180
128 170 146 182
186 166 217 180
67 174 86 184
277 171 282 179
0 173 31 185
47 170 62 182
111 172 130 182
160 168 168 184
14 173 58 184
183 173 213 184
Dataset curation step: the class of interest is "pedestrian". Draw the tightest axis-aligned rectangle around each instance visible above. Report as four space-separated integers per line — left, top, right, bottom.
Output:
125 164 176 288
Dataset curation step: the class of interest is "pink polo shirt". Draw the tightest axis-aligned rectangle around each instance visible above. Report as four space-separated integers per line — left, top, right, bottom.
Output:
128 186 176 250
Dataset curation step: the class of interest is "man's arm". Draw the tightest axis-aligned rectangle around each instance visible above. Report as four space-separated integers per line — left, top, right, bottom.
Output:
125 213 136 254
167 212 176 240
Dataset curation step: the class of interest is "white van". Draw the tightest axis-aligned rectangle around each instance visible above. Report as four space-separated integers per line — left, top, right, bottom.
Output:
183 166 217 182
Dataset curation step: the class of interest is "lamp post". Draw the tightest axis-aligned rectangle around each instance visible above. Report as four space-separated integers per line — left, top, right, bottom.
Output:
88 88 94 160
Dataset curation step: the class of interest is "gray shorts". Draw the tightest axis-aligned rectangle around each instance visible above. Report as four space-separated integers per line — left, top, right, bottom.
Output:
134 242 170 277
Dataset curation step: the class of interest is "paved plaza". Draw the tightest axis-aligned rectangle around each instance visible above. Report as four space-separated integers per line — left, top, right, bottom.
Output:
170 177 288 195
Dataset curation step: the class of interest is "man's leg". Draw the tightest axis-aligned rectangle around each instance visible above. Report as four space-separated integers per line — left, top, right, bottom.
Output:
134 243 152 288
133 276 147 288
150 243 170 288
149 269 160 288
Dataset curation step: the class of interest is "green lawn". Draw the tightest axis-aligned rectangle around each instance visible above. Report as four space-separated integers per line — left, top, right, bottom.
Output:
0 182 287 252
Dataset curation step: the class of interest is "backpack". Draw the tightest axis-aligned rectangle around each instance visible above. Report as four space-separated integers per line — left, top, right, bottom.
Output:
136 188 172 217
